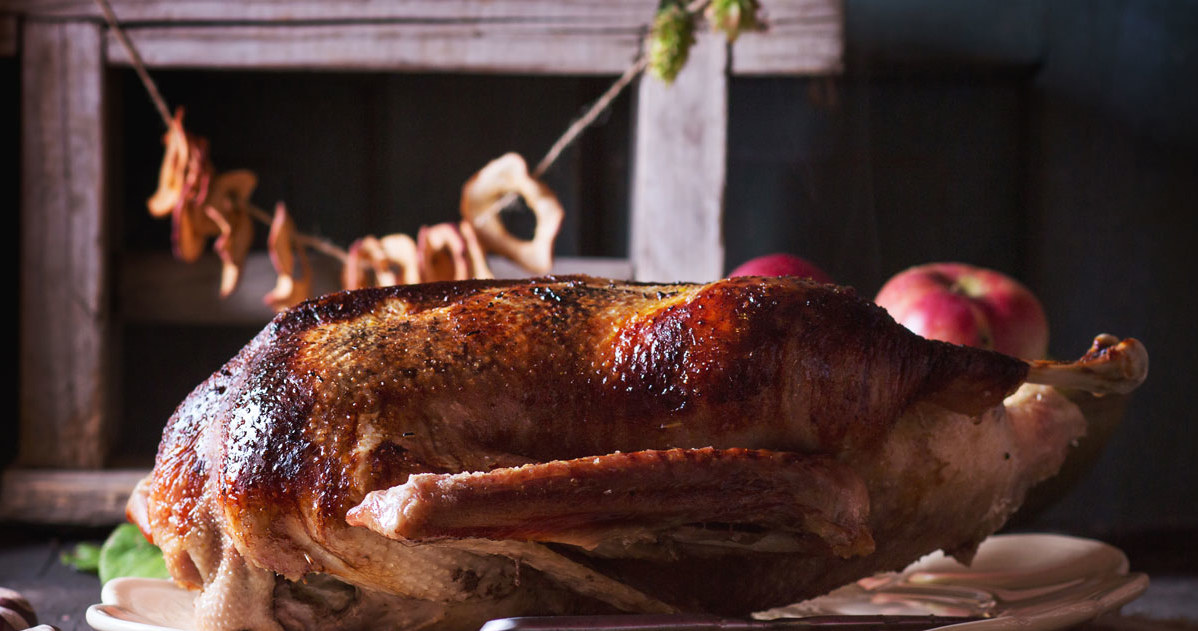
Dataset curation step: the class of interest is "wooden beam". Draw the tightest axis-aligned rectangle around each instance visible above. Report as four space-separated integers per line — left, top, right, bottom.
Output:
9 0 657 23
20 19 111 469
0 469 147 526
12 0 843 72
102 21 642 74
3 0 844 75
630 33 728 283
119 252 633 325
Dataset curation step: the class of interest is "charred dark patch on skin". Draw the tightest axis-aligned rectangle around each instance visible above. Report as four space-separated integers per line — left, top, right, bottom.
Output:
220 338 322 512
607 279 798 414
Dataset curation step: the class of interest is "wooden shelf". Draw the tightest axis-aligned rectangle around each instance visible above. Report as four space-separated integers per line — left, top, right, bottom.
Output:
119 252 634 326
0 469 148 527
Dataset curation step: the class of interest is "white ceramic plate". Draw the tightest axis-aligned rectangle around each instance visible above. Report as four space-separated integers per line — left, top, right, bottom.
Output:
87 533 1148 631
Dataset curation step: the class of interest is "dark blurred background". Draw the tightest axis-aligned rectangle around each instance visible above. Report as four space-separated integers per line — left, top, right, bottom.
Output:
724 0 1198 538
5 0 1196 540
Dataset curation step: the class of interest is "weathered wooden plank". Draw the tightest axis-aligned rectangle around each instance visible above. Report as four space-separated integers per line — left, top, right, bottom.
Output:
10 0 658 23
104 19 842 75
630 33 727 283
20 20 110 469
0 469 147 526
14 0 843 72
105 22 644 74
25 0 844 75
119 252 633 325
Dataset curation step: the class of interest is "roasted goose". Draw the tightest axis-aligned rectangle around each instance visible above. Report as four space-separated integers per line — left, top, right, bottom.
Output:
127 275 1148 631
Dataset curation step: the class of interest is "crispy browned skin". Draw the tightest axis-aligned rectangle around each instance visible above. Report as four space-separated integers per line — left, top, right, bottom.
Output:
139 275 1038 630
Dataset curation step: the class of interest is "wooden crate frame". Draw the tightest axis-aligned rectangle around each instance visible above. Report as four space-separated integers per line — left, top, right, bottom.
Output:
2 0 842 524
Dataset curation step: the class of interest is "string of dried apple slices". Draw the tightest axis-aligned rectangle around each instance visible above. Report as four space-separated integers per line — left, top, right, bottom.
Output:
145 113 555 310
121 0 761 311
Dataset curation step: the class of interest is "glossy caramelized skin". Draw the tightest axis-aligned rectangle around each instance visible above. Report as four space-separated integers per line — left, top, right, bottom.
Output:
139 275 1042 630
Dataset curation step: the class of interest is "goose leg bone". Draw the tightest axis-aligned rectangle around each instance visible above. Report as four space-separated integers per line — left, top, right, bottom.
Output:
1026 335 1148 395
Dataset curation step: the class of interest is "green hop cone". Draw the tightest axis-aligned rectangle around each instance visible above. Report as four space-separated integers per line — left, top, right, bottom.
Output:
707 0 762 42
648 1 696 84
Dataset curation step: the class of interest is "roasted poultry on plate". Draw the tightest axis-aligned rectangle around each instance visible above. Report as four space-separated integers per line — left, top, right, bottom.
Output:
126 275 1148 631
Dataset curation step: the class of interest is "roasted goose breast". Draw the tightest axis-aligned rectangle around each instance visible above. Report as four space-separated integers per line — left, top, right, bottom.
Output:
128 275 1147 631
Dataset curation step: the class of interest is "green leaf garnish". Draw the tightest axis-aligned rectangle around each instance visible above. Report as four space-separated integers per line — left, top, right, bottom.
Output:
61 542 103 572
97 523 171 583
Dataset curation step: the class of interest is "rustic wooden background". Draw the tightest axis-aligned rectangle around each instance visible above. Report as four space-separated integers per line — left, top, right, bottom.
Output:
106 69 640 462
4 0 1197 538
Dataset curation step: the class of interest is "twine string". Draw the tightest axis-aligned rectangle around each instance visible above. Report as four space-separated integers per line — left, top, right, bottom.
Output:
94 0 713 264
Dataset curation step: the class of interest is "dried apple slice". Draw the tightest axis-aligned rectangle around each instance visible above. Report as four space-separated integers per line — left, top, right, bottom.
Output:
147 108 190 218
172 201 213 263
379 234 421 285
170 161 215 262
458 219 493 280
209 170 258 208
343 234 420 289
417 223 470 282
460 153 564 275
267 201 297 282
205 170 258 297
205 205 253 298
168 131 219 262
264 202 312 311
343 237 373 290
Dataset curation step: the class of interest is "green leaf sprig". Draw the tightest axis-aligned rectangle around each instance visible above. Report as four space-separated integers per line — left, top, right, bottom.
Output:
60 542 102 573
61 523 171 583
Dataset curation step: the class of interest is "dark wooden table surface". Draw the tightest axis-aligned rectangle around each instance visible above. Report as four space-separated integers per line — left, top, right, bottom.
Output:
2 526 1196 631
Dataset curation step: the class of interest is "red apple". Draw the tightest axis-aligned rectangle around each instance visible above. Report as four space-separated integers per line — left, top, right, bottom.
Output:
728 253 833 284
874 262 1049 359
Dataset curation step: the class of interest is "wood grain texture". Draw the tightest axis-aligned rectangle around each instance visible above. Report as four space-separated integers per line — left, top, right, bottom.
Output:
100 19 842 74
9 0 658 22
630 33 728 283
119 252 633 325
0 469 147 526
103 22 645 74
11 0 839 34
4 0 844 74
19 20 110 469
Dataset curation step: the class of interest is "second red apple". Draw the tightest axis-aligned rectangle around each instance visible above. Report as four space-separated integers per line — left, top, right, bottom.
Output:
874 262 1049 359
728 253 833 284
